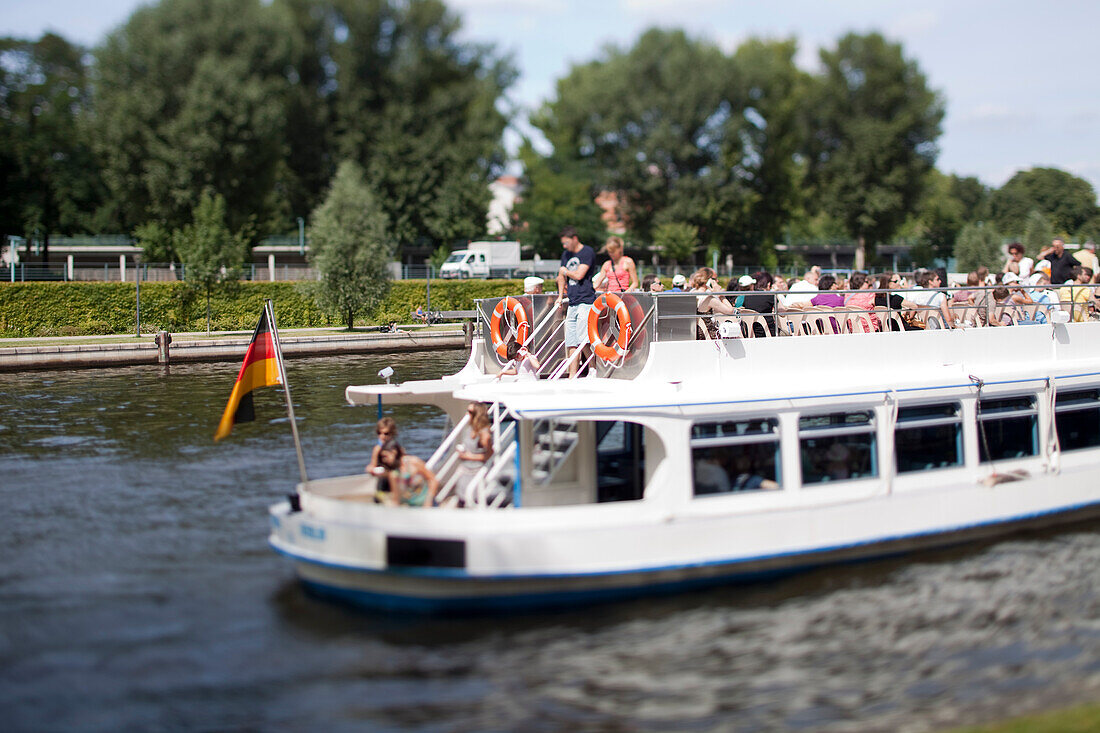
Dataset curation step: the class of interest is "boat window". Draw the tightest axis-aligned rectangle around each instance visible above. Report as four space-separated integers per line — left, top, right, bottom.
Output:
978 395 1038 462
595 421 646 503
1054 388 1100 452
895 403 962 473
691 418 780 496
799 410 876 484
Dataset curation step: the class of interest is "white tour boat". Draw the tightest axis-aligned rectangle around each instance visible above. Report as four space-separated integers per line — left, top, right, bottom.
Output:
269 288 1100 612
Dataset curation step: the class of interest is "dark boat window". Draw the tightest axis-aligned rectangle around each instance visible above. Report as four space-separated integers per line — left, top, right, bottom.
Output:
1055 388 1100 452
800 411 876 484
978 395 1037 462
895 403 962 473
691 418 780 496
595 421 646 503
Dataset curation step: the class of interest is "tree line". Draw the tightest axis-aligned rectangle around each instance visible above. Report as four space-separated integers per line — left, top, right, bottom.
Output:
3 1 1099 280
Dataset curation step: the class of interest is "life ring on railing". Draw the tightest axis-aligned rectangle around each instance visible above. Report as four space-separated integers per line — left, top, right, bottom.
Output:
587 292 633 362
489 297 530 359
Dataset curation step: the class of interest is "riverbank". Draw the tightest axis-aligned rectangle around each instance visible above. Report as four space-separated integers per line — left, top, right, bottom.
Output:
0 324 467 371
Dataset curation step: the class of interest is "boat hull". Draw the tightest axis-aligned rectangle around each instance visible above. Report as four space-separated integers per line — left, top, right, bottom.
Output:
271 497 1100 613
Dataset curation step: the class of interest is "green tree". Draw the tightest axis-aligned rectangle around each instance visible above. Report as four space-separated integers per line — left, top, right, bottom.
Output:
1023 210 1054 256
990 167 1099 238
905 170 965 263
94 0 294 235
727 38 810 265
804 32 944 269
280 0 516 254
652 222 699 267
0 33 105 261
953 221 1002 272
173 191 249 332
512 142 606 258
307 161 392 329
533 29 749 253
132 221 175 265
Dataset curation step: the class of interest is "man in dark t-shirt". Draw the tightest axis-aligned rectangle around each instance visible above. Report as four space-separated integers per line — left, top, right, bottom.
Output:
1039 238 1078 284
555 225 596 378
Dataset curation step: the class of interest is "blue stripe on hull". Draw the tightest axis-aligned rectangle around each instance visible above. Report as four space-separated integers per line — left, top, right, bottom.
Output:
296 563 813 615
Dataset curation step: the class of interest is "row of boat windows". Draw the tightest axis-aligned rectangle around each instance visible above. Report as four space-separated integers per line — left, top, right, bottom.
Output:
691 389 1100 497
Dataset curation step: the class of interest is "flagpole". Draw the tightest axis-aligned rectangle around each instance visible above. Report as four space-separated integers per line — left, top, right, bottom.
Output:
266 299 309 487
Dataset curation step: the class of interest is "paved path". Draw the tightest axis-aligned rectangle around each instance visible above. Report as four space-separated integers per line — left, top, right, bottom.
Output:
0 326 468 372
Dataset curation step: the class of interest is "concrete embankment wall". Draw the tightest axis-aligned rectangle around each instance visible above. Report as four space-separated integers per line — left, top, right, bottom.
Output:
0 330 466 372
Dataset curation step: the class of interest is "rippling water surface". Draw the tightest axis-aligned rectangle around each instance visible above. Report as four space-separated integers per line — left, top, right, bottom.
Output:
2 351 1099 732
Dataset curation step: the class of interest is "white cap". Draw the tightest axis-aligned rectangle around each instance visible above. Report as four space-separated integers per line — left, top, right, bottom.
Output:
1003 272 1020 284
738 275 755 286
523 276 544 292
1086 241 1097 250
1028 273 1044 287
672 274 686 286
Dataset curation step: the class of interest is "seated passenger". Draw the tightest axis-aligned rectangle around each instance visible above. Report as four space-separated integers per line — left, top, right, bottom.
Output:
843 271 878 331
366 417 398 474
375 440 438 507
1058 266 1093 321
641 273 664 292
497 339 541 379
741 271 778 336
874 273 922 330
908 270 954 327
453 402 494 504
993 286 1016 325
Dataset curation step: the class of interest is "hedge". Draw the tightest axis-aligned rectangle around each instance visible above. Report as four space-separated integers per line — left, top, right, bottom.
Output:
0 279 525 337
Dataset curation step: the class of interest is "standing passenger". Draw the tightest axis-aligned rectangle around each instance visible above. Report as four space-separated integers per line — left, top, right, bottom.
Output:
555 226 597 378
593 236 639 292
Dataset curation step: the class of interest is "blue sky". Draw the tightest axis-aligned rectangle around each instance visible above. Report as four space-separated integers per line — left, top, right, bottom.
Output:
4 0 1100 196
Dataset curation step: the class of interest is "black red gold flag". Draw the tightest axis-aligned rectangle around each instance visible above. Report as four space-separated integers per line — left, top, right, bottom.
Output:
214 308 283 441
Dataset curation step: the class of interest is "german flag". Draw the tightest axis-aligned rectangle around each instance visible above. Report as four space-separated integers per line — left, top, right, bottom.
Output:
214 308 283 441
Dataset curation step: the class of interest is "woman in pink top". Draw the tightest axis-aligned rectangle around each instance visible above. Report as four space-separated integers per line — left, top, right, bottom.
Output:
593 236 639 292
844 271 879 331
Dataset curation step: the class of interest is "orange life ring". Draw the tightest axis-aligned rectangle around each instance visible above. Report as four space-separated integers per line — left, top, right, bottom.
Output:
489 297 530 359
587 292 633 362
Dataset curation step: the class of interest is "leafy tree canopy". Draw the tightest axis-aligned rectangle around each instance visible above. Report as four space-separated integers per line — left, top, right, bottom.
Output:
1023 209 1053 256
281 0 516 249
307 160 393 329
953 221 1002 272
804 32 944 267
533 29 750 253
0 33 105 258
173 190 249 331
989 167 1098 238
512 142 606 259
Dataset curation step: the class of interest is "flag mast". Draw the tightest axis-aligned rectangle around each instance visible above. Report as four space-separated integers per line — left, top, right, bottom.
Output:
266 299 309 486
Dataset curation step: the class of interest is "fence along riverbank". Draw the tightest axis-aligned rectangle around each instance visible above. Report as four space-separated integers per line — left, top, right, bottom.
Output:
0 327 467 372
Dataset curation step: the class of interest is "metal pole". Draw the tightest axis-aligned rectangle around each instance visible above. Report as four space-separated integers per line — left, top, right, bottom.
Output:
297 217 305 256
426 266 432 313
135 268 141 337
266 299 309 486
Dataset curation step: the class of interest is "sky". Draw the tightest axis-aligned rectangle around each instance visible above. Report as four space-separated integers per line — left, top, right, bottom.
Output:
4 0 1100 195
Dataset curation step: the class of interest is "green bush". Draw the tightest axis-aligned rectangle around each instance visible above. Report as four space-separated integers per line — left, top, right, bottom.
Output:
0 279 528 337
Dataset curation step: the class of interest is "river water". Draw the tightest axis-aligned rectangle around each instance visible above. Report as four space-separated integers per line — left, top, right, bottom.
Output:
2 352 1099 732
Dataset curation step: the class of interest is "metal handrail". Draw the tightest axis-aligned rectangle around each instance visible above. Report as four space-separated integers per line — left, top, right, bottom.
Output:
427 413 471 471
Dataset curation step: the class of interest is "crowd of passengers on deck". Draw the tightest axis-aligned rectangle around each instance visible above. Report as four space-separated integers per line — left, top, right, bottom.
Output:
541 234 1100 339
650 238 1100 337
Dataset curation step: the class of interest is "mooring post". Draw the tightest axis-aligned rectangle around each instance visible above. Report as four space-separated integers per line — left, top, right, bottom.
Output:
155 331 172 364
